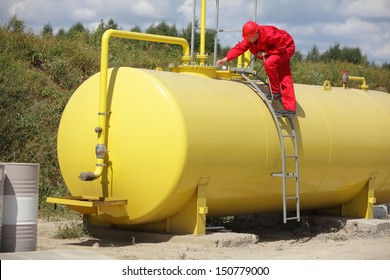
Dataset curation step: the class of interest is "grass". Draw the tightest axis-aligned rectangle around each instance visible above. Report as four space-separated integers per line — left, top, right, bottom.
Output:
54 220 89 239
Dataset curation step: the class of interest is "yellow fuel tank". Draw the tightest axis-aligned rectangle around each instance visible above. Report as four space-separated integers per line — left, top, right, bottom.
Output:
56 67 390 231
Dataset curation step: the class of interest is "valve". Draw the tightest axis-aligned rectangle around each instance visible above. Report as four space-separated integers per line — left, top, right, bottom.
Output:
342 69 348 89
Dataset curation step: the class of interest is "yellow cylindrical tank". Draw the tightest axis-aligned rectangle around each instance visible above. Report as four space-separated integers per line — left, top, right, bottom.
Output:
57 67 390 227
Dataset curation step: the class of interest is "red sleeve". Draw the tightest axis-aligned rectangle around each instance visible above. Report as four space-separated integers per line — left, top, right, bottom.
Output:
225 40 250 61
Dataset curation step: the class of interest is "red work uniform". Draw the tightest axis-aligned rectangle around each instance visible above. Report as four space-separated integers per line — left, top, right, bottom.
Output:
225 25 296 112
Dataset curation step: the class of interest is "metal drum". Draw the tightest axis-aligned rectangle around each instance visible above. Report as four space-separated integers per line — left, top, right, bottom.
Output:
1 163 39 252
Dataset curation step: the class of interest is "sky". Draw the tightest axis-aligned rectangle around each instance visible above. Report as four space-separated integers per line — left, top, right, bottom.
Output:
0 0 389 65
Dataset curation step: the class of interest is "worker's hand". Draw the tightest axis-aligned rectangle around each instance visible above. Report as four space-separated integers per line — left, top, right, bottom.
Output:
215 57 228 67
256 51 267 58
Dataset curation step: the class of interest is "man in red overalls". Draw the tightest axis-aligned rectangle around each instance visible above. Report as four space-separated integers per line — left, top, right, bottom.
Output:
216 21 296 117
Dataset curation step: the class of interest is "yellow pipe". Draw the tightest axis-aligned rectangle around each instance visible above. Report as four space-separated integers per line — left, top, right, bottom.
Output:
237 51 251 68
348 76 368 90
237 55 243 68
243 51 251 68
197 0 208 65
79 29 192 181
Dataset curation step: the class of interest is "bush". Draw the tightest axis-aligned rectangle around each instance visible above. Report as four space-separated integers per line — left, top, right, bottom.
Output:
54 221 89 239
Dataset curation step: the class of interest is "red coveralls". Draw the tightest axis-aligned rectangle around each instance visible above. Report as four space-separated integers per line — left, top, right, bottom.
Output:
225 25 296 112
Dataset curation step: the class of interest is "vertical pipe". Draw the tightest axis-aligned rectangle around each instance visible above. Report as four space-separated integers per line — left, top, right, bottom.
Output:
191 0 196 61
251 0 258 70
198 0 207 65
200 0 206 56
213 0 219 64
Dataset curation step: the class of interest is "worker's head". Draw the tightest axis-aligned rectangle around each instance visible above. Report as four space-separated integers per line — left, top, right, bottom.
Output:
242 21 259 42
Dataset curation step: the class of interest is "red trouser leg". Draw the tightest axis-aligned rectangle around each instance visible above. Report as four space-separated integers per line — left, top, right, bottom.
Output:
264 49 296 111
278 59 296 111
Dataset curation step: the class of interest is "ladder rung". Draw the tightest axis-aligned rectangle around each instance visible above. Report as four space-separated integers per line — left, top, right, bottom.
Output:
282 134 295 138
286 216 300 221
285 155 297 159
286 196 299 200
272 172 297 178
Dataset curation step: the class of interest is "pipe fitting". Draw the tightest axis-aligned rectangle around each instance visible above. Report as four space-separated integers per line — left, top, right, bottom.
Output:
79 172 97 181
96 144 108 159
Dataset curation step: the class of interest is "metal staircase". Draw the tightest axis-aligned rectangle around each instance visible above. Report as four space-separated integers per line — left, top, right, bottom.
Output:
237 69 300 223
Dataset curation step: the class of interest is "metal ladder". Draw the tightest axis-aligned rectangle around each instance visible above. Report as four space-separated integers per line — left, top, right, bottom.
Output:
238 69 300 223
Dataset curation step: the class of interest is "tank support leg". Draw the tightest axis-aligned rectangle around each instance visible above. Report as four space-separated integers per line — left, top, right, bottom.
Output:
342 173 377 219
166 184 208 235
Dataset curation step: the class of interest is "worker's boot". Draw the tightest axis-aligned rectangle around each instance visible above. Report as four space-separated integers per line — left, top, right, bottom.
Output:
275 109 296 117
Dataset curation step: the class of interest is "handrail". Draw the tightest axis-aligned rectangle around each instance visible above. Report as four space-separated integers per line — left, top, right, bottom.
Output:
79 29 192 181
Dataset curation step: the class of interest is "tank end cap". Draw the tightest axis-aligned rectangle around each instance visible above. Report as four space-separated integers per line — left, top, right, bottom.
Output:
79 172 96 181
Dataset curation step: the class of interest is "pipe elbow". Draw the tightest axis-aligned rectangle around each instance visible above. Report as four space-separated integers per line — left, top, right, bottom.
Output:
79 165 104 181
79 172 98 181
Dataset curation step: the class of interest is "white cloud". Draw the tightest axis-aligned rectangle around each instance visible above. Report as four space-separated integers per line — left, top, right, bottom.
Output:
133 0 156 17
338 0 390 18
288 25 316 38
177 0 193 17
322 17 378 38
371 42 390 63
8 1 27 16
73 8 97 21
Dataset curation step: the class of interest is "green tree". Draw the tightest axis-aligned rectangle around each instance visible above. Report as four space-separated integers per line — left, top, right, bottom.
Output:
146 21 178 37
130 25 142 33
107 19 119 30
7 15 25 32
293 50 304 62
90 19 120 46
382 62 390 70
340 46 366 64
320 43 366 65
180 21 220 55
56 28 66 37
321 43 341 62
41 23 53 36
306 44 321 62
67 22 89 38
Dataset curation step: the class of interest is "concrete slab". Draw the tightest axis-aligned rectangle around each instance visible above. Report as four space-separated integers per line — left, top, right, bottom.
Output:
0 249 112 260
345 219 390 232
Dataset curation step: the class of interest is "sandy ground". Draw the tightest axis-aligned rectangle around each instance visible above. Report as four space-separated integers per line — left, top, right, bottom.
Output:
34 214 390 260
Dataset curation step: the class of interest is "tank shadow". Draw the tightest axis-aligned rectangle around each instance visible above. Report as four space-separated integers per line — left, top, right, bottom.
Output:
66 226 176 248
64 213 350 248
224 213 349 242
